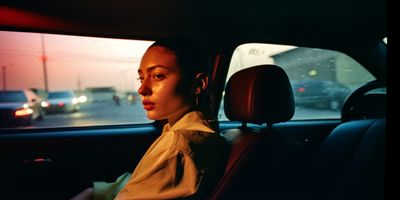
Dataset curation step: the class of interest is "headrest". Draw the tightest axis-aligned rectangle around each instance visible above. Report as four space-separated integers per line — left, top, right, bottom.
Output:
341 80 386 122
224 65 295 125
342 93 386 122
360 93 386 118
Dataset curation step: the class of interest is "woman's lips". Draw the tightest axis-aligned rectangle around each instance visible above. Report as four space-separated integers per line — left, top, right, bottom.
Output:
142 100 155 111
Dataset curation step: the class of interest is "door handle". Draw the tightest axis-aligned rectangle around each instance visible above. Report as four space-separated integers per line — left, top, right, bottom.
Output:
23 157 52 166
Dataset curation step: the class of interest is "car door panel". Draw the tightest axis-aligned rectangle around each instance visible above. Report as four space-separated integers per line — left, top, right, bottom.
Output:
0 125 160 200
0 119 337 200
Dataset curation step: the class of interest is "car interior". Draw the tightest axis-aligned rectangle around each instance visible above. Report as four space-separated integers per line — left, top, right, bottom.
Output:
0 0 388 200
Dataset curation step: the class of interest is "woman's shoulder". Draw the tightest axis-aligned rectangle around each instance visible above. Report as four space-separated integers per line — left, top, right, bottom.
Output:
156 111 225 151
160 129 223 152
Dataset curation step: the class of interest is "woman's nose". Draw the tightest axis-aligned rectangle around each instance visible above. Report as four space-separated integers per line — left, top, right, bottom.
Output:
138 80 151 96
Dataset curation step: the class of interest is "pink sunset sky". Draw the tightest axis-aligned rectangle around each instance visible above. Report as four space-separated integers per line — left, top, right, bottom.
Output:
0 30 153 92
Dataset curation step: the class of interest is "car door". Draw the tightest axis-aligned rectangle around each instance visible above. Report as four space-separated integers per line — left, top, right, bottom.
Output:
0 32 385 200
1 123 161 199
0 31 162 200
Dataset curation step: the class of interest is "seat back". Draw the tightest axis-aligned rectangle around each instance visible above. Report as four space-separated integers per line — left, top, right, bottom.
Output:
313 118 385 200
208 65 308 200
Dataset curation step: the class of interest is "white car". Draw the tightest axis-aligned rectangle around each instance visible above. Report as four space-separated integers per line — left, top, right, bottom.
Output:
45 90 80 113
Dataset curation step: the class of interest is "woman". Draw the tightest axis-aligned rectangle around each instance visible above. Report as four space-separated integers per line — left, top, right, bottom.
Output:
71 37 228 200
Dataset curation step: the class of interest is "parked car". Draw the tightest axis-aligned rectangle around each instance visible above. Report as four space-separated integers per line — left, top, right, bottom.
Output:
45 90 80 113
0 0 387 200
84 87 116 103
291 79 351 110
0 89 45 126
125 92 139 105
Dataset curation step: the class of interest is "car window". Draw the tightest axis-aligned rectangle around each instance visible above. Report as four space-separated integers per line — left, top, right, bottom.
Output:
0 30 153 129
0 91 27 102
218 43 375 120
49 91 74 98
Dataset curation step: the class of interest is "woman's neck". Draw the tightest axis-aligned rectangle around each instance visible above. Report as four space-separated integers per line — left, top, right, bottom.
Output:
167 105 194 127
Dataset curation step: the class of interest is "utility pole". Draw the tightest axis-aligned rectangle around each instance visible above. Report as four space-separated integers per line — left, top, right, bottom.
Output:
77 70 82 92
2 66 6 90
41 34 49 92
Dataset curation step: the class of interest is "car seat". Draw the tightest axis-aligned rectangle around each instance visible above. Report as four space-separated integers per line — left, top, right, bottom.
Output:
311 81 386 200
208 65 309 200
312 118 385 200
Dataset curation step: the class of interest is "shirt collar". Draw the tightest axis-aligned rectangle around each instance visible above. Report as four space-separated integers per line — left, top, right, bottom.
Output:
162 111 215 133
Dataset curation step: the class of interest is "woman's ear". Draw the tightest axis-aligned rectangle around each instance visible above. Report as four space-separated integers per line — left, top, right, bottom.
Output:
194 72 209 95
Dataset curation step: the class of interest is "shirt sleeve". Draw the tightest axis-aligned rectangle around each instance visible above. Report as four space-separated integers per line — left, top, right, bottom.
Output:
115 148 201 200
93 172 132 200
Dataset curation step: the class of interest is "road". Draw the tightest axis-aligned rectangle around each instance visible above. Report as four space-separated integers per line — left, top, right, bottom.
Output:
17 101 341 129
33 100 151 128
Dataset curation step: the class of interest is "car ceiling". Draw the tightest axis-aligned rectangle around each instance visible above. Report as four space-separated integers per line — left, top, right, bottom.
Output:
0 0 386 50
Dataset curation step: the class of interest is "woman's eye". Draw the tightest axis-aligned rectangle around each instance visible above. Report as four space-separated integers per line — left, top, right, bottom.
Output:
137 77 144 83
152 74 165 80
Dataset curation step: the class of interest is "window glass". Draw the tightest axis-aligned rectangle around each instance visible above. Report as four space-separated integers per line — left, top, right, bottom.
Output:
0 91 27 102
218 43 375 120
0 30 153 129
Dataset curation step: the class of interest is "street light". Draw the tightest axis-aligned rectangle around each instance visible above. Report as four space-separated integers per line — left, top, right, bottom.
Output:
76 70 82 92
2 66 6 90
41 34 49 92
115 67 135 92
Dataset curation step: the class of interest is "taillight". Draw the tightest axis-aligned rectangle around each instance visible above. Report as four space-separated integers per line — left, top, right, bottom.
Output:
298 87 305 93
15 108 33 117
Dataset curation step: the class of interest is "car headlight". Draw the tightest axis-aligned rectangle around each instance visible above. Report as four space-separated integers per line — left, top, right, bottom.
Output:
72 97 79 104
41 101 50 108
78 95 87 103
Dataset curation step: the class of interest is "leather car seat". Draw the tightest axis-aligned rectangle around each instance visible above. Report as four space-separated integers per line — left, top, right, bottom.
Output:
312 120 385 199
208 65 309 200
311 79 386 200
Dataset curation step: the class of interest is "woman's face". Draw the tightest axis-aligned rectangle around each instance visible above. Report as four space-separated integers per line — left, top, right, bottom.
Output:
138 46 193 125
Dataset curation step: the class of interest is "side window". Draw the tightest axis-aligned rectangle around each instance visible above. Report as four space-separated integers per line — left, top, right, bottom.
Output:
0 30 153 129
218 43 375 120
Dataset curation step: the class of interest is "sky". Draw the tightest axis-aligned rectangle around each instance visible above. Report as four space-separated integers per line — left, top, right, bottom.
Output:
0 30 296 93
0 30 153 92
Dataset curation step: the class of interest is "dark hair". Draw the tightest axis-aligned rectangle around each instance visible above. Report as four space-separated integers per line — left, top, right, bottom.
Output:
150 36 218 129
150 36 211 78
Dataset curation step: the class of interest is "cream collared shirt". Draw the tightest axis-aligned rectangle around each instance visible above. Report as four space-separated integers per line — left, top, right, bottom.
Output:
112 111 227 200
